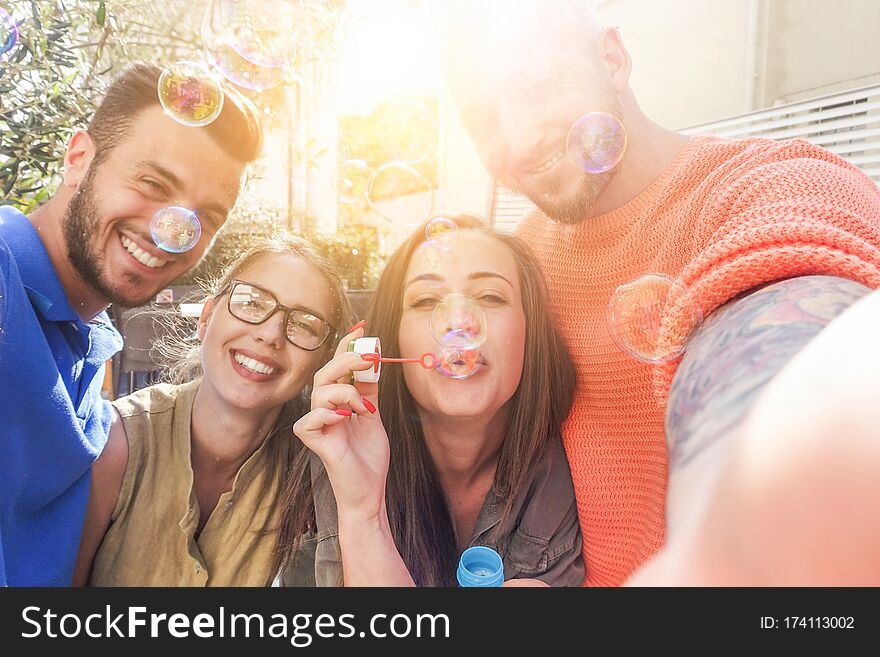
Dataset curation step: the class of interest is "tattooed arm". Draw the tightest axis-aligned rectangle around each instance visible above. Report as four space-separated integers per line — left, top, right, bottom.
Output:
628 274 880 585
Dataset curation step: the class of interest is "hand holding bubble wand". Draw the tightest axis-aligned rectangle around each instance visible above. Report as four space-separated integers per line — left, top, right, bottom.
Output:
295 296 487 521
292 323 394 525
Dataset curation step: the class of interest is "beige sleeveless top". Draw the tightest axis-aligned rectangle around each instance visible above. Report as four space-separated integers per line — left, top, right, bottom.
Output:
90 380 287 586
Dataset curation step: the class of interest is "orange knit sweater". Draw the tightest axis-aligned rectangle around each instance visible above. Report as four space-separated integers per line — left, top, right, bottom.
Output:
517 135 880 586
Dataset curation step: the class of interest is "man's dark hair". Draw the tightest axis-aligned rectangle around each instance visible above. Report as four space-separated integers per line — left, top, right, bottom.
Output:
87 62 263 166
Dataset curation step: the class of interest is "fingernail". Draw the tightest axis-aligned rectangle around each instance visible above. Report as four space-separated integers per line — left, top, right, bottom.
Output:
362 398 376 414
360 353 378 362
349 319 367 333
334 409 353 417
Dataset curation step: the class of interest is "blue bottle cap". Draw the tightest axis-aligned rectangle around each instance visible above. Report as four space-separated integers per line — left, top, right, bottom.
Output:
457 546 504 587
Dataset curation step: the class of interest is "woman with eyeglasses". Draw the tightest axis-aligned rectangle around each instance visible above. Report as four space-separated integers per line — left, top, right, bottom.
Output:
73 234 353 586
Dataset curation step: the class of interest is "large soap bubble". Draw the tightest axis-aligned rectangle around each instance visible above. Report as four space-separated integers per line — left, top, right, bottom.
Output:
150 206 202 253
608 273 702 363
202 0 290 92
566 112 627 173
158 62 224 127
429 293 488 350
367 162 435 226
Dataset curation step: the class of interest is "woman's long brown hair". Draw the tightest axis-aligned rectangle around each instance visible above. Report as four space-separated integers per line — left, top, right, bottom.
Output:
275 216 576 585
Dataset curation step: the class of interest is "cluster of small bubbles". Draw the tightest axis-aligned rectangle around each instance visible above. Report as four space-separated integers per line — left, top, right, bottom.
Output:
290 120 351 194
566 112 627 174
201 0 292 92
150 206 202 253
433 345 483 379
366 162 435 225
377 99 438 164
430 293 488 350
157 62 224 127
1 8 18 62
332 159 371 204
607 273 702 363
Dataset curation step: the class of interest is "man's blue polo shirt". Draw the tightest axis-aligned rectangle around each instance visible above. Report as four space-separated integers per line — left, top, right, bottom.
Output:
0 206 122 586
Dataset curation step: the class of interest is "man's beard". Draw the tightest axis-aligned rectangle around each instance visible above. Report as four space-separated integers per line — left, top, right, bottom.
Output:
518 94 625 226
63 169 156 307
528 168 615 225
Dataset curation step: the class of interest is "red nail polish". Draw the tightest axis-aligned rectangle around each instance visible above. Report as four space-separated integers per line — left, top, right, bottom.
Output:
362 398 376 414
334 409 352 417
360 353 378 362
349 319 367 333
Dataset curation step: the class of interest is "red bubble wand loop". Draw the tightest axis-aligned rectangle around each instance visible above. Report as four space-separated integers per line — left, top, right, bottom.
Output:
360 352 437 370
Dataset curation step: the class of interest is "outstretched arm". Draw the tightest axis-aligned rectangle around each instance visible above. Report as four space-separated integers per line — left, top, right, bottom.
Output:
628 275 880 585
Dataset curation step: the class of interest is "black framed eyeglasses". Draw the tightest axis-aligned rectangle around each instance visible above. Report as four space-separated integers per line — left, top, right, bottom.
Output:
223 280 334 351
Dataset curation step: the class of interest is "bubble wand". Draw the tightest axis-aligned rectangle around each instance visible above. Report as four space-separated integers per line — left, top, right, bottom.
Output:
348 337 438 383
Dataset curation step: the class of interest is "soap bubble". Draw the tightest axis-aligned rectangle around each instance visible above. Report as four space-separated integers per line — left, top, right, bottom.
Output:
430 293 488 350
157 62 224 127
202 0 287 91
204 41 286 92
208 47 286 91
607 273 702 363
367 162 435 225
566 112 627 174
226 0 297 68
433 345 483 379
378 99 438 164
332 159 371 204
150 206 202 253
1 9 18 62
425 216 457 241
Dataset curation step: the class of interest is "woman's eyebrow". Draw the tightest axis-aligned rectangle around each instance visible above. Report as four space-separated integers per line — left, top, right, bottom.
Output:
468 271 512 287
404 273 444 290
293 306 328 323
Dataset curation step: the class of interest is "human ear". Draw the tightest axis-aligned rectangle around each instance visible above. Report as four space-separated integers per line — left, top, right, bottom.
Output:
598 26 632 94
62 130 98 188
196 297 215 342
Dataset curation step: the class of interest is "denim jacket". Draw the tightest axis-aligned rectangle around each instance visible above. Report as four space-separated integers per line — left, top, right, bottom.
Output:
282 435 585 587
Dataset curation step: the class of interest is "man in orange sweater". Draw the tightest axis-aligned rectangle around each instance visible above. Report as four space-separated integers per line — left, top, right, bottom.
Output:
438 2 880 585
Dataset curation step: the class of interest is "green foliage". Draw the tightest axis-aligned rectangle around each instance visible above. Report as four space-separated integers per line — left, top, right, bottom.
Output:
337 96 438 221
0 0 349 211
1 1 102 210
0 0 378 292
313 221 382 291
177 200 382 292
0 0 207 211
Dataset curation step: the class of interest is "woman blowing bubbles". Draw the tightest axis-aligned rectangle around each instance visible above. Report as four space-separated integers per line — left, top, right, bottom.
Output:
282 216 585 586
